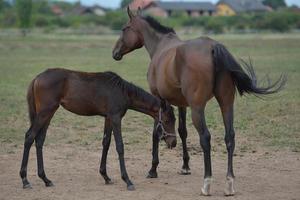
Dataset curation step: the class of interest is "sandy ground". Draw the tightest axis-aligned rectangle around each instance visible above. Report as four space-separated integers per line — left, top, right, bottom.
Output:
0 141 299 200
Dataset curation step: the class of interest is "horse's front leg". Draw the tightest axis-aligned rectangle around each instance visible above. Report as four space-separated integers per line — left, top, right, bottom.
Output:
111 115 135 191
147 122 159 178
99 117 113 184
178 107 191 175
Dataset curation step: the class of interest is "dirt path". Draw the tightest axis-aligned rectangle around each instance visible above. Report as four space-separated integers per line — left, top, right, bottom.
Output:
0 142 299 200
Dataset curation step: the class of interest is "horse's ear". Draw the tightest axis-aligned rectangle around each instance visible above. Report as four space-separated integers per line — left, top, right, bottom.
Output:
137 7 142 15
127 6 134 19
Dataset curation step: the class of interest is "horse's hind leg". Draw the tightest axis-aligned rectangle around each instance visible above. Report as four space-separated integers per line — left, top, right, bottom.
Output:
191 107 212 196
178 107 191 175
35 116 55 187
99 117 113 184
220 105 235 196
215 72 236 196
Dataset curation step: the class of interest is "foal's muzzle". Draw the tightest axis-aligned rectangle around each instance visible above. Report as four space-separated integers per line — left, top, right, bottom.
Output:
112 51 122 61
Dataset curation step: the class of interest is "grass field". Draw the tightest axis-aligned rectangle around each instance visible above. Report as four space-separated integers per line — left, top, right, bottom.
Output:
0 31 299 153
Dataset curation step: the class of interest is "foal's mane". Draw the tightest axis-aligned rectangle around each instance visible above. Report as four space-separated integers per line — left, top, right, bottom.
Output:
106 72 158 104
142 16 175 34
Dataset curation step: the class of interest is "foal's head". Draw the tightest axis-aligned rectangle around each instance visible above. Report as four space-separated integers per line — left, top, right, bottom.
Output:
112 7 144 60
157 101 177 149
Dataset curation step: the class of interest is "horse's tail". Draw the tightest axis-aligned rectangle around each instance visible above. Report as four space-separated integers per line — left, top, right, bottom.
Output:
27 78 36 125
212 43 286 96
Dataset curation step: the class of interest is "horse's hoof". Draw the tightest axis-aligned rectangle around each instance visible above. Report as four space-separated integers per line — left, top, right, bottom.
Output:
23 183 32 189
201 187 211 196
178 168 191 175
105 179 114 185
224 177 235 196
201 177 212 196
127 184 135 191
45 181 54 187
146 171 158 178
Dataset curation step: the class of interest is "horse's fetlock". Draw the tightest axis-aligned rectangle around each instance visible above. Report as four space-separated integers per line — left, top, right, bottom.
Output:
38 171 45 179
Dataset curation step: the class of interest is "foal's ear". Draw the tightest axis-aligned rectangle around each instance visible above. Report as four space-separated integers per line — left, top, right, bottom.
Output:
127 6 134 19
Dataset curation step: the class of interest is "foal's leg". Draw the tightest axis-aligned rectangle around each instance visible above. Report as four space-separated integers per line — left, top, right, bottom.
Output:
20 108 56 188
35 120 54 187
178 107 191 175
191 107 212 196
147 122 159 178
111 115 134 191
20 126 35 189
99 117 113 184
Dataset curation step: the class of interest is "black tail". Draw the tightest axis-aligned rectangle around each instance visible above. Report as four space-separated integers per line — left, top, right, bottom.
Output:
27 79 36 125
212 43 287 96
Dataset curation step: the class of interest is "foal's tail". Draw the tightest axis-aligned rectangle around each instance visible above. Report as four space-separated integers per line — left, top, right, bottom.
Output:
212 43 287 96
27 79 36 125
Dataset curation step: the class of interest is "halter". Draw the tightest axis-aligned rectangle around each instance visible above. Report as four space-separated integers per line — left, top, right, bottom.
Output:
156 108 176 140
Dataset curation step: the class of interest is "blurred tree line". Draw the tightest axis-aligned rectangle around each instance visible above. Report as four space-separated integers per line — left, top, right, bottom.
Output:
0 0 299 34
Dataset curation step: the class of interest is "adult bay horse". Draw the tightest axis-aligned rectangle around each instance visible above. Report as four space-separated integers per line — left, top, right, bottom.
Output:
112 8 286 196
20 68 176 191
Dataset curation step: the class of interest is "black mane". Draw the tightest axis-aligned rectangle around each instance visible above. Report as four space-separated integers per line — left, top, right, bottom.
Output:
105 71 158 104
142 16 175 34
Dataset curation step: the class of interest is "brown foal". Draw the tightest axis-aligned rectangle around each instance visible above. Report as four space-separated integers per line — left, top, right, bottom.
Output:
112 7 286 196
19 68 176 191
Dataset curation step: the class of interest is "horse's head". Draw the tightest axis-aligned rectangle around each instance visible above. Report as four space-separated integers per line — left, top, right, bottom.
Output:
156 101 177 149
112 7 144 61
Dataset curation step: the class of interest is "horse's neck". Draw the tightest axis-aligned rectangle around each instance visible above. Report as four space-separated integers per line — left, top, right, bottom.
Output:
141 27 180 58
129 94 159 119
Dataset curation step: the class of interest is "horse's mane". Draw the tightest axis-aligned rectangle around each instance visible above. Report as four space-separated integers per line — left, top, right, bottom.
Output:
142 16 175 34
105 71 158 104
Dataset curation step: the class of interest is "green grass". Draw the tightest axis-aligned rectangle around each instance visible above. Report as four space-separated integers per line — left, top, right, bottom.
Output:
0 32 299 152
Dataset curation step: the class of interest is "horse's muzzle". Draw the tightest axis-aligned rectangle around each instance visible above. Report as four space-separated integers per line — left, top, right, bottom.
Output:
166 137 177 149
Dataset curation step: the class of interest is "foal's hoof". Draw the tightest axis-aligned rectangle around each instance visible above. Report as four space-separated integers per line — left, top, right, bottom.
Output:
224 177 235 196
45 181 54 187
179 168 191 175
127 184 135 191
201 178 212 196
146 171 158 178
23 183 32 189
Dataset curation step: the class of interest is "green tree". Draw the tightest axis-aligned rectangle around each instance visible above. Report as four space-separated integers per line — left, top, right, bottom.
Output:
16 0 32 36
263 0 286 9
120 0 132 8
